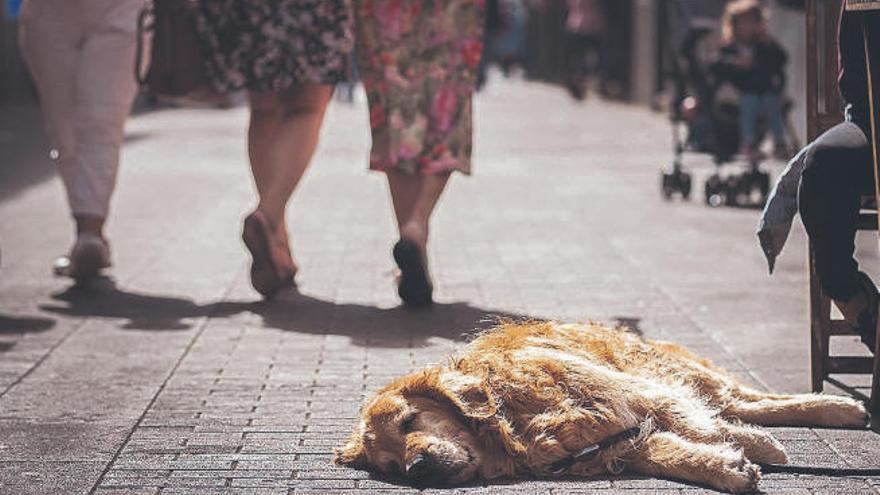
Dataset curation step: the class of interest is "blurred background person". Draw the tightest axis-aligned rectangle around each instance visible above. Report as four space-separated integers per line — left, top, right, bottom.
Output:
478 0 528 89
336 50 359 104
564 0 606 101
477 0 501 89
190 1 354 299
355 0 484 307
18 0 146 282
712 0 789 159
493 0 529 76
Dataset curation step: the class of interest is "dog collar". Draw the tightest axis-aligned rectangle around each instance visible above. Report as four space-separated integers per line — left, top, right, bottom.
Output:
548 427 642 475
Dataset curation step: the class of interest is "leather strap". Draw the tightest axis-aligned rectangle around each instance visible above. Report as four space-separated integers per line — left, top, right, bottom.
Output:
548 426 642 474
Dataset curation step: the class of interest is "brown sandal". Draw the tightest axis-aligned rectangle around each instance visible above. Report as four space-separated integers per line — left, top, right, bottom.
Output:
242 210 295 299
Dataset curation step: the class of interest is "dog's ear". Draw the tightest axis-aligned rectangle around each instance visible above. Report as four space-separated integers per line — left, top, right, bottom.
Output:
436 370 496 419
335 423 368 468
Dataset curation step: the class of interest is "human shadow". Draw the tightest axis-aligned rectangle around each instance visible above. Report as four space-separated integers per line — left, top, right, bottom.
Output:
38 280 533 345
0 314 56 353
0 314 56 335
38 277 238 331
213 290 534 348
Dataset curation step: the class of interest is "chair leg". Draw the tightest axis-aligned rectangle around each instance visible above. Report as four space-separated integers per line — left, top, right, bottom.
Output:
809 245 827 393
871 320 880 429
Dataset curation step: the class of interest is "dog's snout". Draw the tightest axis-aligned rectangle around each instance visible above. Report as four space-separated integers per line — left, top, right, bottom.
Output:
405 453 430 478
406 452 445 484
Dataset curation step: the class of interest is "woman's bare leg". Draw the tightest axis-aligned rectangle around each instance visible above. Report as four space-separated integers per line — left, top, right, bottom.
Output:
247 84 333 237
386 171 451 251
243 84 333 297
386 171 420 229
386 171 451 305
75 216 105 238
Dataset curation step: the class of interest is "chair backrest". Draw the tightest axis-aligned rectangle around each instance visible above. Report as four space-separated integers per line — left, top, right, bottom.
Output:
807 0 846 140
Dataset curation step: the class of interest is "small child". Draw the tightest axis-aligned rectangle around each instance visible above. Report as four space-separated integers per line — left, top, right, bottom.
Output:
713 0 789 159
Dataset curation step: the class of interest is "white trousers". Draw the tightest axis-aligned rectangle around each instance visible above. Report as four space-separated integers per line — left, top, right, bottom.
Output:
19 0 145 219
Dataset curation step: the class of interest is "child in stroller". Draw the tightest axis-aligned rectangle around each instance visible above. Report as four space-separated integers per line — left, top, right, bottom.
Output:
713 0 789 160
661 0 800 206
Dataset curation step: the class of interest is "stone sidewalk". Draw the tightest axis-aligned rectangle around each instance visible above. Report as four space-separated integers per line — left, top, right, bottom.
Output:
1 79 879 495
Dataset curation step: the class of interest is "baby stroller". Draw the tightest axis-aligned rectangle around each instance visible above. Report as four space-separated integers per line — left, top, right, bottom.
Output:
660 0 800 207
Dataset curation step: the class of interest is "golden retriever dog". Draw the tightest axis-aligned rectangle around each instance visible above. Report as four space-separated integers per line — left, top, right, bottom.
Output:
335 322 869 493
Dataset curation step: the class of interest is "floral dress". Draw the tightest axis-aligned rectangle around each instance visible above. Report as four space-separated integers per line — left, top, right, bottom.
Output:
189 0 355 92
355 0 484 175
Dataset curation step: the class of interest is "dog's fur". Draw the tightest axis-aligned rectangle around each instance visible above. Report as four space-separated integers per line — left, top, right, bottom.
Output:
336 322 869 493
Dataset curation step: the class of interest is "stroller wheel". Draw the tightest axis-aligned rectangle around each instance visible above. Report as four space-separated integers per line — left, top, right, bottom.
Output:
681 173 692 200
757 171 771 200
661 173 674 200
661 168 691 201
704 174 725 207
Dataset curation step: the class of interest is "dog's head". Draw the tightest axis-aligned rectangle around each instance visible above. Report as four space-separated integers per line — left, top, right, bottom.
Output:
335 368 497 486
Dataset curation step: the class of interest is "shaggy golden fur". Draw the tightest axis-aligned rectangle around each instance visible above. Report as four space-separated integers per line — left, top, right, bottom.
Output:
336 322 869 493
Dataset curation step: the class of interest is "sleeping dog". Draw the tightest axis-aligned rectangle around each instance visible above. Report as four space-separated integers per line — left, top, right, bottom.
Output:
336 322 868 493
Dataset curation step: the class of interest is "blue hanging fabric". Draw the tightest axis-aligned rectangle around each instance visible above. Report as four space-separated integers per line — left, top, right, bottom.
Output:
6 0 22 19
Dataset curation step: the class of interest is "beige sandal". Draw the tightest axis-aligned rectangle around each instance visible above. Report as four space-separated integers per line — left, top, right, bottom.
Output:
53 233 111 282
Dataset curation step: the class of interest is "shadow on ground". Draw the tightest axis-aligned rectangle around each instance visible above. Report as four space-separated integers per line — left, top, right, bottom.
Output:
215 290 532 347
0 314 56 353
39 280 533 346
40 278 216 331
0 314 56 334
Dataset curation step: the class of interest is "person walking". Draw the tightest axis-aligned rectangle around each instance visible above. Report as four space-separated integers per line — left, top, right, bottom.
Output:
354 0 484 307
18 0 146 281
564 0 607 100
190 0 354 298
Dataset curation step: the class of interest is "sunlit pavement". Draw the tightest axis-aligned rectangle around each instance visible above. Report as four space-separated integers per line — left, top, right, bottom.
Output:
1 77 879 494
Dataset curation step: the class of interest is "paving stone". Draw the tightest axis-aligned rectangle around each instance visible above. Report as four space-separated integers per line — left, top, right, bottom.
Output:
0 461 105 495
94 488 162 495
0 420 131 462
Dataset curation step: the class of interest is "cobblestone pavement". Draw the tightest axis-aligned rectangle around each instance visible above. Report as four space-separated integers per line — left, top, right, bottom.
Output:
1 79 879 495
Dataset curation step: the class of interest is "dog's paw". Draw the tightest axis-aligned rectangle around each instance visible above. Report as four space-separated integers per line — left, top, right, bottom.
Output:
752 435 788 465
727 425 789 465
716 454 761 494
817 396 869 428
765 441 789 465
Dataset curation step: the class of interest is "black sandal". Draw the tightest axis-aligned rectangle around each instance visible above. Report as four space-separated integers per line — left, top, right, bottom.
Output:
393 239 433 308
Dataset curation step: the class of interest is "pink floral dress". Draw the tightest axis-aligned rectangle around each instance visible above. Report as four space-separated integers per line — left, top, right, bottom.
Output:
354 0 484 175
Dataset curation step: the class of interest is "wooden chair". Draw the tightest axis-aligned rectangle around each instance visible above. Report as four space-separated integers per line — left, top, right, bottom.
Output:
807 0 880 424
808 208 880 414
